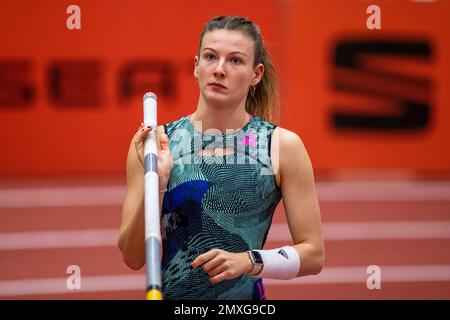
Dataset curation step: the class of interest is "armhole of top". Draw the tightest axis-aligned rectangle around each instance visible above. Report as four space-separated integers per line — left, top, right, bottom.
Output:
268 125 277 158
268 126 281 190
161 123 169 215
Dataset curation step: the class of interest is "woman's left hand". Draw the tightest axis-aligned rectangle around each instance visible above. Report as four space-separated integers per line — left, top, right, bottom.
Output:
191 249 253 284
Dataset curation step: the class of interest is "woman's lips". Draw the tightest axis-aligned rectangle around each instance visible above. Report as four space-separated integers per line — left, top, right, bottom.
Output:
209 82 226 89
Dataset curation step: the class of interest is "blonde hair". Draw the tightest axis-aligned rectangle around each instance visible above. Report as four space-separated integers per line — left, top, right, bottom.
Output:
198 16 280 124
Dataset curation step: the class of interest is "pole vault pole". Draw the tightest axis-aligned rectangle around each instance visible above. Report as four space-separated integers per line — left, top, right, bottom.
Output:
143 92 162 300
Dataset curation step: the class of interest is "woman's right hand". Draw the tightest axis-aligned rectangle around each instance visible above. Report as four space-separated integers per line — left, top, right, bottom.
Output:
133 122 173 189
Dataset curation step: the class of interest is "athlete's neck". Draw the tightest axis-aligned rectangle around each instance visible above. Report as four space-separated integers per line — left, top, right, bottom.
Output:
191 97 250 133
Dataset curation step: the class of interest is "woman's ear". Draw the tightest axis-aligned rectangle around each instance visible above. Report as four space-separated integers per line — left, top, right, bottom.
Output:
194 56 199 78
251 63 264 86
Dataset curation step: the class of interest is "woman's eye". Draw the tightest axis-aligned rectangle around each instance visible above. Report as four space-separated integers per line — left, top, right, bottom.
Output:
230 57 242 64
205 54 216 60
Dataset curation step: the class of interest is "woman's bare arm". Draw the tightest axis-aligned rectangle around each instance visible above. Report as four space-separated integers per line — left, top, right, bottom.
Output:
118 125 169 270
275 127 325 276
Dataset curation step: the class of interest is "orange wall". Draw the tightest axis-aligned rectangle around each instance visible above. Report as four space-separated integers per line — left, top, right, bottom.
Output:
280 0 450 175
0 0 449 176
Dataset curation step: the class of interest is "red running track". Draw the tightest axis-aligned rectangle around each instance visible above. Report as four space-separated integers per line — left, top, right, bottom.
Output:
0 178 449 299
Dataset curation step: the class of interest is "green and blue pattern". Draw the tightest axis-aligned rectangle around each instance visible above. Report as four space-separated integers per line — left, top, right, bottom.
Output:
161 114 282 300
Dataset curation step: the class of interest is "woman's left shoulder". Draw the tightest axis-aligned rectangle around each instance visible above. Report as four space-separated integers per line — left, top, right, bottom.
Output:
269 126 311 184
272 127 315 187
272 126 307 153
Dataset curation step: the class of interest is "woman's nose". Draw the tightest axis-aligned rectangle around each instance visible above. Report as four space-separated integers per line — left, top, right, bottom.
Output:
213 59 226 77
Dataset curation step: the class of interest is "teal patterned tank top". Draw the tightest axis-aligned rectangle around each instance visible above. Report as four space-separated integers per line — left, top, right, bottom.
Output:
161 113 282 300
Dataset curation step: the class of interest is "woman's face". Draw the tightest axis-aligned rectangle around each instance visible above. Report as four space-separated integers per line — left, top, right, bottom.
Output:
194 29 264 108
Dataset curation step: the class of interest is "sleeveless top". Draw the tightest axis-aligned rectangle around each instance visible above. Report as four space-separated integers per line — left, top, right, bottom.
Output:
160 113 282 300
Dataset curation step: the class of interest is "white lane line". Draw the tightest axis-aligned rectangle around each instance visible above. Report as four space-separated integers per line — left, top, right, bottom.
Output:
0 274 145 297
0 186 126 208
267 221 450 242
1 265 449 297
0 229 119 250
316 181 450 201
1 221 450 251
265 264 450 285
0 181 449 208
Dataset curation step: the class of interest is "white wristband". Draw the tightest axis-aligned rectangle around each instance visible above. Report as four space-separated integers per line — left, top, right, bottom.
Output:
252 246 300 280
